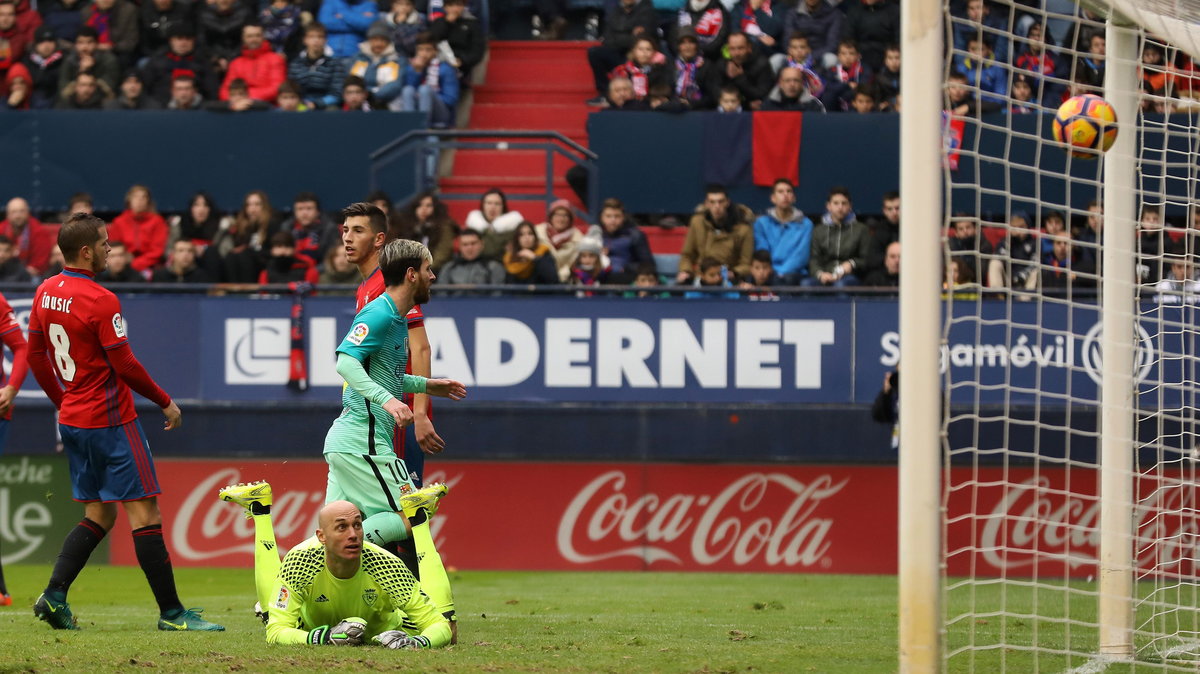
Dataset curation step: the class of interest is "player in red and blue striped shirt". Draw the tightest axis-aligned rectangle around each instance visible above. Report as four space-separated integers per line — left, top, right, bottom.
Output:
0 291 29 607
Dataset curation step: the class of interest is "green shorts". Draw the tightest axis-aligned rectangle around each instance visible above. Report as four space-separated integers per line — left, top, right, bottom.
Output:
324 452 415 518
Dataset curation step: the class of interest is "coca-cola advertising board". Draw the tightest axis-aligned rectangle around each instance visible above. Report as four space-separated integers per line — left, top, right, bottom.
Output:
106 461 1193 577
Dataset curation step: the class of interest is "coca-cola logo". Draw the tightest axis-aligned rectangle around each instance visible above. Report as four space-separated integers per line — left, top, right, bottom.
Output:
556 471 847 568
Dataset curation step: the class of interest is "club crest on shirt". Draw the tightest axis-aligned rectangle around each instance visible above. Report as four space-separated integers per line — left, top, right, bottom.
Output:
362 588 378 606
112 313 126 339
347 322 369 345
275 586 289 609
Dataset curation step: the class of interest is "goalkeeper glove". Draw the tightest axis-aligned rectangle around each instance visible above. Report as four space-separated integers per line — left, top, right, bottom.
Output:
373 630 431 649
308 618 367 646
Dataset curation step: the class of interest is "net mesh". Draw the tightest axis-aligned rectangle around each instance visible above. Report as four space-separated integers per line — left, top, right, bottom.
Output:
939 0 1200 669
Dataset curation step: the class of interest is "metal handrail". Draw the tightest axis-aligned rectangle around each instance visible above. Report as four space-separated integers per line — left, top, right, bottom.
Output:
370 129 596 162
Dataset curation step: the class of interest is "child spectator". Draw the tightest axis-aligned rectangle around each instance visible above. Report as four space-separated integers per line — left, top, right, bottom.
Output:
383 0 426 58
1015 22 1056 81
209 77 271 111
1036 231 1095 292
318 0 378 60
503 221 558 284
259 230 319 285
1040 209 1067 255
109 184 168 274
289 23 346 110
675 0 730 61
740 249 780 291
629 262 667 298
873 44 899 108
947 214 993 283
987 212 1038 290
716 85 743 113
823 39 871 111
569 234 610 293
598 197 654 283
151 240 211 283
946 70 1000 116
959 36 1007 104
535 199 583 282
952 0 1009 65
609 35 668 101
275 80 307 110
685 257 739 299
1008 74 1036 113
466 188 525 261
671 28 709 108
753 178 812 284
399 32 459 126
341 75 372 110
348 22 403 109
851 89 876 113
782 0 843 70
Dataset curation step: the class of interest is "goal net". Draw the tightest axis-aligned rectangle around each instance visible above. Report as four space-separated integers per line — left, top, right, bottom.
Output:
911 0 1200 670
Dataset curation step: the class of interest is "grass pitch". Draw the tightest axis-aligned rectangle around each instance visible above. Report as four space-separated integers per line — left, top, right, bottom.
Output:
0 565 897 673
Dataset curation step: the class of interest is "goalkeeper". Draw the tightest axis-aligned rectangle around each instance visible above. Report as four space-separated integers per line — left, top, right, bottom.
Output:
263 499 451 648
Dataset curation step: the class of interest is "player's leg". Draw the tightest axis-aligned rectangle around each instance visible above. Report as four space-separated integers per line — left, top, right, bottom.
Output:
400 421 425 488
35 425 114 630
327 450 422 575
115 420 223 631
400 478 456 642
0 418 9 605
217 480 278 617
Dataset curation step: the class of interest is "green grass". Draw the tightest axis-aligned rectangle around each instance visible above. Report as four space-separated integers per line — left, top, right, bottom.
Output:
0 565 899 673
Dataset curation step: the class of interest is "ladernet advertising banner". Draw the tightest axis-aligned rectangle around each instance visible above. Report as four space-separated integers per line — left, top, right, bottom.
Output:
0 293 1188 405
107 460 1173 578
0 456 107 564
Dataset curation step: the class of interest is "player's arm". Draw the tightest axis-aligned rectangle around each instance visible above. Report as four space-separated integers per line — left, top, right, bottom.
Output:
0 314 29 414
96 296 180 429
24 301 64 409
336 308 421 426
373 587 452 649
265 580 316 645
407 324 442 453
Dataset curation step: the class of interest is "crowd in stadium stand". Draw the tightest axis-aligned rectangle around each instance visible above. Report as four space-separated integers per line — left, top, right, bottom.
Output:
0 0 484 119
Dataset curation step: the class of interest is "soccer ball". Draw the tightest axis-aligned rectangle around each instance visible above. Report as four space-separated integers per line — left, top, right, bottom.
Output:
1052 94 1118 158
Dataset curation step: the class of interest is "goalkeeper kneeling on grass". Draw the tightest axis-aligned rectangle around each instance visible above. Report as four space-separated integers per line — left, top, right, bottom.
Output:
263 499 451 648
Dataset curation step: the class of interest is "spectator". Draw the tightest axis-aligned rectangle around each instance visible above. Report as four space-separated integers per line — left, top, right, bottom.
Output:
0 235 30 283
843 0 898 72
466 188 524 261
987 212 1038 290
1014 22 1057 102
630 262 666 298
398 33 458 125
959 36 1006 105
96 240 143 284
1075 30 1105 90
871 367 899 448
198 0 252 68
850 89 876 113
21 27 62 109
260 0 302 57
40 0 85 45
2 60 30 107
106 70 160 109
609 35 668 102
275 79 308 110
807 186 870 287
1037 231 1095 292
646 81 688 113
439 228 506 285
209 76 270 111
947 70 1000 116
60 192 93 219
678 184 754 283
41 244 65 279
221 23 286 103
171 191 229 251
708 32 773 109
1137 205 1165 285
1008 74 1036 113
319 244 360 286
685 257 739 299
604 75 646 110
864 240 899 287
671 27 709 109
598 197 653 283
586 0 655 105
774 33 822 94
761 65 824 111
740 248 779 288
207 228 261 283
716 85 742 113
531 0 567 41
281 191 336 268
392 190 458 273
535 199 583 282
865 190 899 270
81 0 138 69
0 1 29 85
56 69 111 108
348 22 402 109
874 44 899 108
1155 247 1200 305
340 74 372 110
503 221 558 284
734 0 783 56
427 0 484 81
569 234 610 292
952 0 1009 66
288 22 346 109
151 239 211 283
143 22 219 104
139 0 194 59
1040 209 1067 255
165 72 203 109
783 0 843 70
1076 199 1102 265
1 196 58 276
58 26 119 94
753 178 812 285
319 0 377 60
109 184 168 273
382 0 426 58
675 0 730 61
258 230 319 285
823 39 871 111
227 189 280 254
946 214 993 283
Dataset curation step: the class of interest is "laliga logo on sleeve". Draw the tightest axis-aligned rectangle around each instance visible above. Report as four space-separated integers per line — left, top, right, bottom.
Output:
112 313 126 339
347 323 369 346
1079 321 1155 386
275 586 289 609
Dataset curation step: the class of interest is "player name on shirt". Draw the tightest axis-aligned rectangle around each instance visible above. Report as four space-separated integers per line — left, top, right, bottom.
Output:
40 294 74 313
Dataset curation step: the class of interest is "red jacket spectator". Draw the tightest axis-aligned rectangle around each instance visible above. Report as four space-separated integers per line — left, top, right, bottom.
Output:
12 0 38 45
0 4 30 80
109 209 168 272
220 40 285 102
258 254 318 285
0 214 57 275
2 59 29 104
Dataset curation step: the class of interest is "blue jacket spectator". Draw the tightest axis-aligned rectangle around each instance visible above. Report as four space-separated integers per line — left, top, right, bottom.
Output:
951 0 1009 66
319 0 378 60
600 216 654 282
399 35 458 126
783 0 843 69
348 23 406 107
288 48 346 108
753 179 812 284
959 53 1007 103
